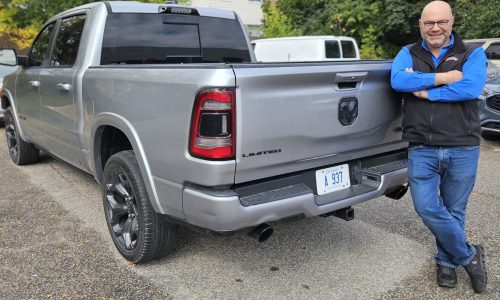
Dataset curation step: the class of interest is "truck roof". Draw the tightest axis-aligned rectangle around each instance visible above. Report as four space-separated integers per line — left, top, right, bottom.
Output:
51 1 236 21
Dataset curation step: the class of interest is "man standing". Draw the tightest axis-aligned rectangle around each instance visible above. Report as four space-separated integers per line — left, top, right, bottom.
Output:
390 0 487 293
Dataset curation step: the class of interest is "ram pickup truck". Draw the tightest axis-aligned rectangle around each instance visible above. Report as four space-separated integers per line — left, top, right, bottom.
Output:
1 1 408 263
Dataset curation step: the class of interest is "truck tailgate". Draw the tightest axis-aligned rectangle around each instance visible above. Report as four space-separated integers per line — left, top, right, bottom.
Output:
232 61 406 184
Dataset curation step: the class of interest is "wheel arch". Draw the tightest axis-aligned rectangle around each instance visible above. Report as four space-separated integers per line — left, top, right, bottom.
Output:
91 113 165 214
1 89 29 141
1 94 11 110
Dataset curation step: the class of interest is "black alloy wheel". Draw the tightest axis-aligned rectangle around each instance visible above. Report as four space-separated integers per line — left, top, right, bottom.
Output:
104 168 140 251
102 150 177 263
4 107 39 165
5 111 18 159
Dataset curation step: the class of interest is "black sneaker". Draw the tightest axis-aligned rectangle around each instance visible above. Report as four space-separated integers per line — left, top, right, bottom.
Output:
436 265 457 288
464 244 487 293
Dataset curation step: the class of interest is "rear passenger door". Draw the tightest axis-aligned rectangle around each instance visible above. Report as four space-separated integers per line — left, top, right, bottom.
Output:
39 14 86 165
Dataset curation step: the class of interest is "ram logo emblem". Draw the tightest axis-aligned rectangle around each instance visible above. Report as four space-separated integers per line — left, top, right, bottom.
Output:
338 97 358 126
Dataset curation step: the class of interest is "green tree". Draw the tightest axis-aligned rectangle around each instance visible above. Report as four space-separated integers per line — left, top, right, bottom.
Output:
269 0 395 58
0 0 168 51
0 0 40 49
453 0 500 38
262 0 301 37
262 0 500 59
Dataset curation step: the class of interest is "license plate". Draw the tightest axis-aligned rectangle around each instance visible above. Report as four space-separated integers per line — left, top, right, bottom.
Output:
315 164 351 195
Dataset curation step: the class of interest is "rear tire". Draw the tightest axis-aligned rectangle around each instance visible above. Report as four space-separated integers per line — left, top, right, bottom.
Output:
102 150 177 263
4 107 39 165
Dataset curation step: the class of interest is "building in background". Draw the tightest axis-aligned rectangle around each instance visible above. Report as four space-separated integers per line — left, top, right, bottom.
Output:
189 0 263 38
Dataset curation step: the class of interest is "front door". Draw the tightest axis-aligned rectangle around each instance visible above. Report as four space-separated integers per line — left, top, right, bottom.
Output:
15 22 56 142
39 14 86 165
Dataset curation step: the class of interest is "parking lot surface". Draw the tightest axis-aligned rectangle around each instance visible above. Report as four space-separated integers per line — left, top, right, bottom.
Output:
0 128 498 299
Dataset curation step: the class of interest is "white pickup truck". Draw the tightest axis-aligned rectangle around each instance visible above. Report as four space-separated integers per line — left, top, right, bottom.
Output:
1 1 408 263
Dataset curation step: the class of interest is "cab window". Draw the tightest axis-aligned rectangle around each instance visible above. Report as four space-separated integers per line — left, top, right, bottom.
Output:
28 23 56 67
50 15 86 67
101 13 251 65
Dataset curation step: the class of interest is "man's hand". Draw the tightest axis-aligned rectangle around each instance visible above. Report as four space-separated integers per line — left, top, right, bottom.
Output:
404 67 462 86
413 90 429 99
435 70 463 85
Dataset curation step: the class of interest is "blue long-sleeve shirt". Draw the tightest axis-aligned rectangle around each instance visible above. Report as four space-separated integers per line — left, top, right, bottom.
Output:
391 34 487 102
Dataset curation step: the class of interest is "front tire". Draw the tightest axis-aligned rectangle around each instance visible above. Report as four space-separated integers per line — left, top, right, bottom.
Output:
4 107 39 165
102 150 177 263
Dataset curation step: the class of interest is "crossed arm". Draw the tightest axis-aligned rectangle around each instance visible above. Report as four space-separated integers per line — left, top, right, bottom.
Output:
390 47 487 102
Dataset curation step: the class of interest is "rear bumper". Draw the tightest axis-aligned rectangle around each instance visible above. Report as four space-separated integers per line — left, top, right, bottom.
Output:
182 150 408 232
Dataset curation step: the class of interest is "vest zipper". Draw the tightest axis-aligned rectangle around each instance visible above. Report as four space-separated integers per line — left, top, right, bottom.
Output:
428 63 439 143
429 102 435 142
467 105 472 135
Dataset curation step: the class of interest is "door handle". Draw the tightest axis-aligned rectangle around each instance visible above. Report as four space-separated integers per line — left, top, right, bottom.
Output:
29 80 40 88
56 83 72 91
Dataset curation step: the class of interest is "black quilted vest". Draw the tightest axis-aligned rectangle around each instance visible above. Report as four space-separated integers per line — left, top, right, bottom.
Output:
402 34 481 146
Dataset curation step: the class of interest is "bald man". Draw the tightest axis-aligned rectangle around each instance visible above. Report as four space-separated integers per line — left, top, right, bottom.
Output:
391 1 487 293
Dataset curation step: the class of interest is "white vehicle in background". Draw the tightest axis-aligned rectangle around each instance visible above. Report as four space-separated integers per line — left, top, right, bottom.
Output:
464 38 500 67
252 36 360 62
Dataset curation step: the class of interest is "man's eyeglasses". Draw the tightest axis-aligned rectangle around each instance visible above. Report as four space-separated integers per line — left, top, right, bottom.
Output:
422 19 450 29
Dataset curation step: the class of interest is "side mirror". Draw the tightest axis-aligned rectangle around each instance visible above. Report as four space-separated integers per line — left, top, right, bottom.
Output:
17 55 27 66
0 48 18 66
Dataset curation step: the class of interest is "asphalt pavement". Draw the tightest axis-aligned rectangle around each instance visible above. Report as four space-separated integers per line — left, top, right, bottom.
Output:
0 127 498 299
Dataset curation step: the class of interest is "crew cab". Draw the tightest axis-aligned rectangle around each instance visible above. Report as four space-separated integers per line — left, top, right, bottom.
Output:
1 1 408 263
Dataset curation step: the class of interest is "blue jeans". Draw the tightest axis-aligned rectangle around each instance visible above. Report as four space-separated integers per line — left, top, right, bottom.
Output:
408 144 479 268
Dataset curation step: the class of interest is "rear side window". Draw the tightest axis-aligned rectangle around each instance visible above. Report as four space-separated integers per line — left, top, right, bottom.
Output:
101 13 251 65
50 15 86 67
29 23 56 67
325 40 340 58
486 43 500 59
341 41 357 58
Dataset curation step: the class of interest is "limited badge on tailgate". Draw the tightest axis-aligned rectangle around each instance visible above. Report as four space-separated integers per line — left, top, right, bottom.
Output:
315 164 351 195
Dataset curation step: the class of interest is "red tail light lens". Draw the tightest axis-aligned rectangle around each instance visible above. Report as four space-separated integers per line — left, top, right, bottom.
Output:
189 89 235 160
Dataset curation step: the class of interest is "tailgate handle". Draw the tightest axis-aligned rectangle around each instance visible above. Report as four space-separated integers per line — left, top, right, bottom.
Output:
335 72 368 83
334 72 368 89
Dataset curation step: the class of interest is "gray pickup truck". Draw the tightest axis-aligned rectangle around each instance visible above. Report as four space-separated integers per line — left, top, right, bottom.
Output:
1 1 408 263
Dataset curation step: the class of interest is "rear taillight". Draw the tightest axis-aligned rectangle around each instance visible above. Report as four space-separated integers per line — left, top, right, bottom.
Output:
189 89 235 160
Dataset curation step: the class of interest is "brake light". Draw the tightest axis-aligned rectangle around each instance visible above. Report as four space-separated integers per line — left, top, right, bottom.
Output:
189 89 235 160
